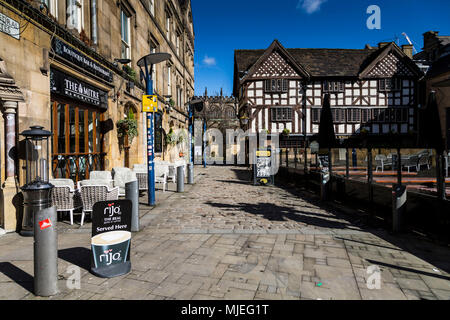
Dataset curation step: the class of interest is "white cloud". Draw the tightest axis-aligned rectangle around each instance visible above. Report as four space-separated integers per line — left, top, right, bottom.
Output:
297 0 327 14
202 55 216 66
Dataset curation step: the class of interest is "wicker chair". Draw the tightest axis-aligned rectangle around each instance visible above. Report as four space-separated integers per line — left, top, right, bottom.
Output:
112 167 137 196
89 171 114 189
78 180 119 226
133 164 148 191
49 179 82 225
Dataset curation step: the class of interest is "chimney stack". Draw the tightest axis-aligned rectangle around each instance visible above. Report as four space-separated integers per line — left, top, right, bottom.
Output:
402 44 413 59
378 42 390 49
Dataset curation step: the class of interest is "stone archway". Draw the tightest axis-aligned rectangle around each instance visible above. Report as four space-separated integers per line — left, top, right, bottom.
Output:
0 57 24 232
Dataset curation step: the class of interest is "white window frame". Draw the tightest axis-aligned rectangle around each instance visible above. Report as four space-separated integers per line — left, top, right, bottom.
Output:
149 0 155 16
167 66 172 96
150 40 158 90
66 0 84 33
121 8 131 60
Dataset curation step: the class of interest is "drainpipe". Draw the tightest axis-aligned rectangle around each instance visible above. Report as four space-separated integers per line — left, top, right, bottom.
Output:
91 0 98 46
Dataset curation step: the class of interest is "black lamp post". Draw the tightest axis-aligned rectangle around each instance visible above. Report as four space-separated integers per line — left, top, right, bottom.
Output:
20 126 53 237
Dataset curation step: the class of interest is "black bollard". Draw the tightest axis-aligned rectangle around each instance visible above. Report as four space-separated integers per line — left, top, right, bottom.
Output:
392 184 407 233
125 180 139 232
177 166 185 193
34 206 58 297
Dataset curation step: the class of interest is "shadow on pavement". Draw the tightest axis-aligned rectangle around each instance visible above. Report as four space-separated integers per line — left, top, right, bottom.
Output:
205 201 352 230
58 247 91 271
366 259 450 281
0 262 33 293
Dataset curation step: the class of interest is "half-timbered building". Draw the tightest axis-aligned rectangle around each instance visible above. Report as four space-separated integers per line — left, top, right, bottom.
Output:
233 40 423 142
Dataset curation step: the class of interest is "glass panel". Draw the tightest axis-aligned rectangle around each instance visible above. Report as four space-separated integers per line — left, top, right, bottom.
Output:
96 113 101 153
79 109 85 153
57 104 66 154
69 106 76 154
88 111 94 153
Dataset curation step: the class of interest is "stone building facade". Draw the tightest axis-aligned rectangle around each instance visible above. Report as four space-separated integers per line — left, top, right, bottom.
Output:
0 0 195 232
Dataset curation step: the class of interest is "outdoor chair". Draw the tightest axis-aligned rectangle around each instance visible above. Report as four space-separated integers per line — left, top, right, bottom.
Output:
49 179 82 225
78 180 119 226
445 152 450 177
89 171 114 189
156 161 175 183
133 164 148 191
155 164 169 192
417 152 431 171
112 167 138 196
402 155 419 173
375 155 392 172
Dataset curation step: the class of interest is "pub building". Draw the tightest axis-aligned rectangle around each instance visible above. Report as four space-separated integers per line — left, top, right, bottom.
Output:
234 40 423 145
0 0 195 233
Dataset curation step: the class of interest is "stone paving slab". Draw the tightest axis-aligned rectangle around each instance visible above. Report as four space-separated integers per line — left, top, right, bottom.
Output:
0 166 449 300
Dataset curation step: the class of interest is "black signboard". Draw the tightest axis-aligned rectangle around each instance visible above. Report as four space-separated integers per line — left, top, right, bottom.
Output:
50 68 108 110
52 38 113 82
91 200 132 278
253 148 274 186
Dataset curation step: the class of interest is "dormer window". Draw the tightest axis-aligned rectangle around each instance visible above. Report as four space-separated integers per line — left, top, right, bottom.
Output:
265 79 288 93
323 81 344 93
379 78 402 92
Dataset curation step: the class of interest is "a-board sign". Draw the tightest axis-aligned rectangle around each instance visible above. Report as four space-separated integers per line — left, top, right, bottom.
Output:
253 148 274 186
318 153 330 184
91 200 132 278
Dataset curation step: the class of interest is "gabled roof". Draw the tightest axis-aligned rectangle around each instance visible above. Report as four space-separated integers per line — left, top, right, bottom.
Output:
241 40 310 82
359 42 423 78
234 41 422 79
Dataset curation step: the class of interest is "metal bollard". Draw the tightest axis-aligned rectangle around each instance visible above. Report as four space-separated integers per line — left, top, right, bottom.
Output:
125 180 139 232
187 163 194 185
392 185 407 233
177 166 185 193
33 206 58 297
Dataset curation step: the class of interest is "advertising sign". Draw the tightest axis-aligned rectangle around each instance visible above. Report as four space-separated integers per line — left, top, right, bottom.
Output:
52 38 113 82
91 200 132 278
143 95 158 112
254 148 274 186
50 68 108 110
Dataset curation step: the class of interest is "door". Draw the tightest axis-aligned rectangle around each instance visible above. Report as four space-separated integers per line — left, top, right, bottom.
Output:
51 101 104 182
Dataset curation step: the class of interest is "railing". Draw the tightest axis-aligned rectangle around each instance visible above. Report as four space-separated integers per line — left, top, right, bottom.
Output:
52 153 104 182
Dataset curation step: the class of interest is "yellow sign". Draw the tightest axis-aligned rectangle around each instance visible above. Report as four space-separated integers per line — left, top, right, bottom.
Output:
143 95 158 112
256 151 271 157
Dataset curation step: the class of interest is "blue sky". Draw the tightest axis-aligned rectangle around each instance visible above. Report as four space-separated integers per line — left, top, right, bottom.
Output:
191 0 450 96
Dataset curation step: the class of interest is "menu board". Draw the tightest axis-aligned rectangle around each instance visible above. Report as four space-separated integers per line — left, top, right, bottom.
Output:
91 200 132 278
254 149 274 185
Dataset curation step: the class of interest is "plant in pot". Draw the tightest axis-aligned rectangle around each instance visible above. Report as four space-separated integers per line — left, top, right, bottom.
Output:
282 128 291 137
165 128 177 146
117 109 138 145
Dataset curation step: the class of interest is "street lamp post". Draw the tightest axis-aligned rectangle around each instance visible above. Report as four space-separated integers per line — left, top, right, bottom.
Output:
137 53 171 206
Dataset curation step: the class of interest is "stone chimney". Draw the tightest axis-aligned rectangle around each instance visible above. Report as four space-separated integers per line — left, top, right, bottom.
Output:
378 42 390 49
402 44 413 59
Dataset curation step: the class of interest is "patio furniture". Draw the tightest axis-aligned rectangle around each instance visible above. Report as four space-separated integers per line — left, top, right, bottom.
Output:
49 179 82 225
89 171 114 189
417 151 432 171
155 164 169 192
133 164 148 191
112 167 138 196
78 180 119 226
402 155 419 173
445 152 450 177
156 161 175 183
375 155 392 172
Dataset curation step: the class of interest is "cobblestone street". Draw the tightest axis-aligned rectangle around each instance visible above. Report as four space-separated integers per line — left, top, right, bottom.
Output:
1 166 450 300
